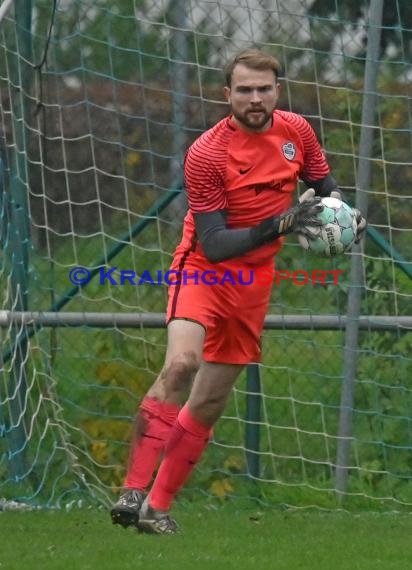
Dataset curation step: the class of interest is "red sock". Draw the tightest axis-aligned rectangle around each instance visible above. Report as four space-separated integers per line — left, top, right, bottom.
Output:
149 404 212 511
124 396 180 490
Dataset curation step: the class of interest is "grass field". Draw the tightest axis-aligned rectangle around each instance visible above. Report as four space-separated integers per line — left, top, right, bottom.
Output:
1 504 411 570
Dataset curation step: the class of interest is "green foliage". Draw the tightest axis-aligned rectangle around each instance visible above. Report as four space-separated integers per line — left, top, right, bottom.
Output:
350 256 412 499
308 0 412 63
33 0 167 80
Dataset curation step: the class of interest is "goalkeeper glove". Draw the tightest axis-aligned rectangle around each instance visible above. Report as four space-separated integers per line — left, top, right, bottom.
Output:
251 188 323 244
278 187 324 238
330 190 367 244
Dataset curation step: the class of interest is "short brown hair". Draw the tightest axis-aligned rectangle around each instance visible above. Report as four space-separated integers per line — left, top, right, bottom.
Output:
224 48 282 87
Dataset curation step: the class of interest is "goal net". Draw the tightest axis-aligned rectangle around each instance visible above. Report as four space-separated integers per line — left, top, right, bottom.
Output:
0 0 411 510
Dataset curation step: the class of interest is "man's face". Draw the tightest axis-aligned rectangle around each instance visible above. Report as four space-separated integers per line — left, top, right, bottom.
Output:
224 63 280 132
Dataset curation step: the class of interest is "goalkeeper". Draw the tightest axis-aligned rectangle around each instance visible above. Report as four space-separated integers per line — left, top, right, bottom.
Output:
111 47 366 534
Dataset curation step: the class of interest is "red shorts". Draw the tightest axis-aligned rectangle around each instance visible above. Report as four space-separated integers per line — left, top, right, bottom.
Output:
166 254 274 364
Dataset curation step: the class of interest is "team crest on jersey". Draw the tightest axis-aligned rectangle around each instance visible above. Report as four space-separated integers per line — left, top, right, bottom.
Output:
282 142 296 161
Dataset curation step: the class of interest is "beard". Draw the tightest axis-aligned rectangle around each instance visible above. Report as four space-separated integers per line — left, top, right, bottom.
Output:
231 107 273 131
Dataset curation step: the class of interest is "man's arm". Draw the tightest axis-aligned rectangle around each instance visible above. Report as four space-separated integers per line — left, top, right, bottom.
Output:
303 173 341 198
194 190 323 263
284 111 366 244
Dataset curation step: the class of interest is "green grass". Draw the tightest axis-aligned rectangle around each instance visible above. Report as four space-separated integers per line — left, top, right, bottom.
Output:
1 505 412 569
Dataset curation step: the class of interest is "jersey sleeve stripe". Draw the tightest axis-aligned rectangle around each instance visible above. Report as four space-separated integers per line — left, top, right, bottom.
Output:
184 122 231 212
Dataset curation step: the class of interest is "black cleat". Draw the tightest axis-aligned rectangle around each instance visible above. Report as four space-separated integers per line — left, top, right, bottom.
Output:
110 489 147 528
137 496 178 535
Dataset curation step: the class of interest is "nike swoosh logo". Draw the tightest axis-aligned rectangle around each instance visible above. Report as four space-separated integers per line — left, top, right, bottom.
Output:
239 166 253 174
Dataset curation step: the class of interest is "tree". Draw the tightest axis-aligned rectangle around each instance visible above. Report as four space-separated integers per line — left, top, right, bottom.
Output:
307 0 412 63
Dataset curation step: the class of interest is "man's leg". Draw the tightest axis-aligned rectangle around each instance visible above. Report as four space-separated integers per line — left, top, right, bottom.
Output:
138 361 244 534
111 319 205 527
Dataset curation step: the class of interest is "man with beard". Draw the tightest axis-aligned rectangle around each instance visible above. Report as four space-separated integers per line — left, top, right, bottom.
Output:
110 48 366 534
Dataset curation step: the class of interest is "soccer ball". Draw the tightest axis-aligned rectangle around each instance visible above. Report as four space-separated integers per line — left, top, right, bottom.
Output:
298 196 357 257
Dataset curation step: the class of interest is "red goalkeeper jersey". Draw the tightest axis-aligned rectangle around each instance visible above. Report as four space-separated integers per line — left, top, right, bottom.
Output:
177 110 331 266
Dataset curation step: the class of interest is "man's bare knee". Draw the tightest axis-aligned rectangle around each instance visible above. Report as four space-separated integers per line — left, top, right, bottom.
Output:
161 351 201 391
